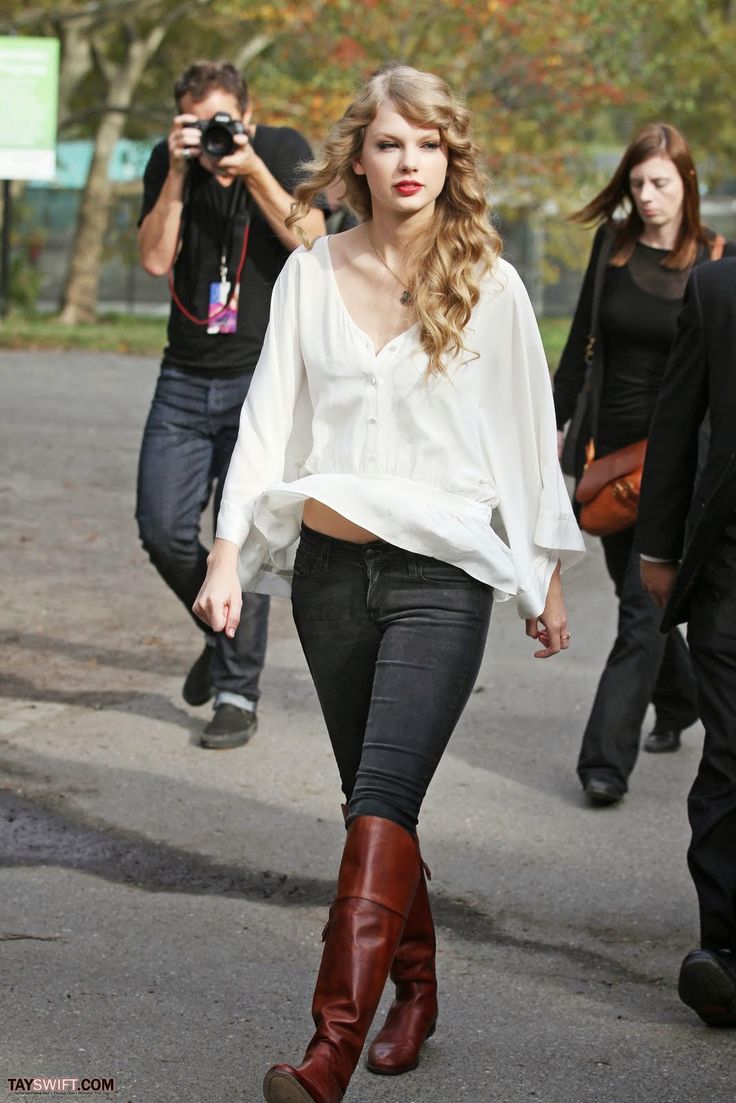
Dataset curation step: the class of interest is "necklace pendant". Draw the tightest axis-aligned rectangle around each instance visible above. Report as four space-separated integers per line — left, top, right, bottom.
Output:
400 289 412 306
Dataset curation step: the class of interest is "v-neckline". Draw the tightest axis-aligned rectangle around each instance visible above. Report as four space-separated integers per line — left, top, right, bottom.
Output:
323 236 419 358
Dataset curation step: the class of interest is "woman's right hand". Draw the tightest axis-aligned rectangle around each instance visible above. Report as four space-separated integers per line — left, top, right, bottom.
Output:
557 429 565 459
193 539 242 637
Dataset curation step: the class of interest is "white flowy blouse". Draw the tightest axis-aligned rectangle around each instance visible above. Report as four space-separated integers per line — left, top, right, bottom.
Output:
216 234 585 618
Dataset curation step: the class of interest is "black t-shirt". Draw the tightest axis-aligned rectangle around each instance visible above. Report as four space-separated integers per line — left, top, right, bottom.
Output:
139 124 317 377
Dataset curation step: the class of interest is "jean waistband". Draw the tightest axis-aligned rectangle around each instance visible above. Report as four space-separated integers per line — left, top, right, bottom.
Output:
299 522 390 554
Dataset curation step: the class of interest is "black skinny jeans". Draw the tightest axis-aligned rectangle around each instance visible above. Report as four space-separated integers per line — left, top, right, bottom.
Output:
291 525 493 834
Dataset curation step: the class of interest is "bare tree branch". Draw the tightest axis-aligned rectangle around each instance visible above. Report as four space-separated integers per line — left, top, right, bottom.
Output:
233 31 277 70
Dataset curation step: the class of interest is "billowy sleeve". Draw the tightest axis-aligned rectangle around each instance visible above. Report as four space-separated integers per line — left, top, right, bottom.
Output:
216 251 306 548
484 264 586 618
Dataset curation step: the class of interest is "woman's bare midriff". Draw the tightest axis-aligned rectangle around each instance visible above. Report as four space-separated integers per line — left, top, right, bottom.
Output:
302 499 380 543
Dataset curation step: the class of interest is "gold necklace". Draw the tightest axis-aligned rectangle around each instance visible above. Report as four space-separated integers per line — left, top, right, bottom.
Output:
368 233 412 306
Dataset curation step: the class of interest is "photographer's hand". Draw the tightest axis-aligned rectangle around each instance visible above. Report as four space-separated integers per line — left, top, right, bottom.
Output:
204 125 325 252
169 113 202 173
139 113 201 276
200 129 255 179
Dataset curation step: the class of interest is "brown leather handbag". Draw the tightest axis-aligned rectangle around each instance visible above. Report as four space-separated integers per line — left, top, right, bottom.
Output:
575 438 648 537
572 231 723 537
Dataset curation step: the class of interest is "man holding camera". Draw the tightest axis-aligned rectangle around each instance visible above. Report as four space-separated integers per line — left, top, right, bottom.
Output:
136 60 325 749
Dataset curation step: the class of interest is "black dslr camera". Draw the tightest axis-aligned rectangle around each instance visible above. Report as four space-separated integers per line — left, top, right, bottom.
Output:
194 112 245 159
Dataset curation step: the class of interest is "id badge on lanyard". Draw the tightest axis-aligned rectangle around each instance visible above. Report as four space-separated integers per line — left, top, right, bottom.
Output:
207 184 246 334
170 178 250 331
207 271 239 334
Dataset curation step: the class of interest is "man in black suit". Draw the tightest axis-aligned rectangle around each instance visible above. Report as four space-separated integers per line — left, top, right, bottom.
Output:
637 256 736 1028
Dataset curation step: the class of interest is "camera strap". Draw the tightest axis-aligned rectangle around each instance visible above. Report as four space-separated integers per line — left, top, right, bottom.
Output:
218 177 245 283
169 177 252 327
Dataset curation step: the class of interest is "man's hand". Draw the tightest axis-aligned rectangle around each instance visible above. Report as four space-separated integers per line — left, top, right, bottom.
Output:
201 128 258 180
640 559 678 608
168 113 203 174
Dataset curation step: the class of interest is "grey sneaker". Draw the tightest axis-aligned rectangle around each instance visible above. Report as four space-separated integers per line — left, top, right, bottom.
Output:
200 704 257 749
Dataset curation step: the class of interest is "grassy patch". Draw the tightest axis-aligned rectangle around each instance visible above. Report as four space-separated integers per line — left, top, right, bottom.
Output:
538 317 571 373
0 312 167 357
1 310 571 369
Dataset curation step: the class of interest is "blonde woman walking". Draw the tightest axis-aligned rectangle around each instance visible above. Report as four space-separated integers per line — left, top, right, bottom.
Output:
194 64 585 1103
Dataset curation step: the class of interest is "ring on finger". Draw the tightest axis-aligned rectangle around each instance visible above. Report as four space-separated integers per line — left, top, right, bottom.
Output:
562 632 572 641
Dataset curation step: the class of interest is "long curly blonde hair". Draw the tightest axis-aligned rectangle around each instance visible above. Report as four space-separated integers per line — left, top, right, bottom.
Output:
287 64 502 376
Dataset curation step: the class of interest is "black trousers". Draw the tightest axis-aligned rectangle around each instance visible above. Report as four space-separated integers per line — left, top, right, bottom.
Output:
577 525 699 791
687 514 736 950
290 526 493 834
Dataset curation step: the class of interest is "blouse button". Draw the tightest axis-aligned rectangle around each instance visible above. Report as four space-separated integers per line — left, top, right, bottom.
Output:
369 375 377 385
368 416 377 425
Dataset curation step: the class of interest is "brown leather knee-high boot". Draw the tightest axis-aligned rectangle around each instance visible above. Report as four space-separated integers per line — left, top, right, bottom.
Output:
365 849 438 1075
262 815 421 1103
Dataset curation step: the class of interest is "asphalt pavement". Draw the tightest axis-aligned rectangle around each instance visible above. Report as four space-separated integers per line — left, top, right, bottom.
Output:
1 350 734 1103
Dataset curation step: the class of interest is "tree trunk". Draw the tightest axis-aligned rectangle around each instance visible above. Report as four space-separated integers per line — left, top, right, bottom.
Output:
57 108 125 323
56 16 94 130
57 23 167 324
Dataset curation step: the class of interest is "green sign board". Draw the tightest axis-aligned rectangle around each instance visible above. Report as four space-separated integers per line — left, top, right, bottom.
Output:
0 36 59 181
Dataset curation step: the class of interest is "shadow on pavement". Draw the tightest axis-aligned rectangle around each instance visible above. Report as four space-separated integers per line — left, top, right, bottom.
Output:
0 785 661 990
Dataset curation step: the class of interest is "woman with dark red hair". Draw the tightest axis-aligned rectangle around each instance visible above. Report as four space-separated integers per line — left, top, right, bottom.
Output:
555 123 735 807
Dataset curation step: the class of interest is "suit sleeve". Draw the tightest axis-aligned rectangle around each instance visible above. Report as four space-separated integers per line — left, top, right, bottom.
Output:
635 271 708 560
552 225 606 429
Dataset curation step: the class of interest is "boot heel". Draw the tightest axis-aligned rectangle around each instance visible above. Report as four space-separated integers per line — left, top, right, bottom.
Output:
263 1067 316 1103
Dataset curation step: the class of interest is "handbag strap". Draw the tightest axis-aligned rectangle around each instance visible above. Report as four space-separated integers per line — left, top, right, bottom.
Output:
586 223 616 444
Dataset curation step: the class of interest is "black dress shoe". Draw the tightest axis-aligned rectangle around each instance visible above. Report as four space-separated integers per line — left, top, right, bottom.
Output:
678 949 736 1027
200 704 257 749
182 644 214 706
643 728 681 754
583 777 624 806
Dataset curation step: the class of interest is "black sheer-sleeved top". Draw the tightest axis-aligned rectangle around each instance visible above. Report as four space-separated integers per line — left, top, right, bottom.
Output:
553 224 736 457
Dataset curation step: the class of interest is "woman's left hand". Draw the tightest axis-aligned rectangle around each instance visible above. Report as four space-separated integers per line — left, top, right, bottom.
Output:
524 561 569 659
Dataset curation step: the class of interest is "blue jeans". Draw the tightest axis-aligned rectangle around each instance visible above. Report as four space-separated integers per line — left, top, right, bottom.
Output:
136 366 269 702
291 525 493 833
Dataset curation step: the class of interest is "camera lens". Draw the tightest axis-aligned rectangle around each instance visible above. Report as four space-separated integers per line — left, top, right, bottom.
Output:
202 124 235 159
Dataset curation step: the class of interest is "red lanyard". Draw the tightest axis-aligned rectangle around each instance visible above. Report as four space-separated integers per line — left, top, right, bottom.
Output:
168 221 250 325
168 173 251 326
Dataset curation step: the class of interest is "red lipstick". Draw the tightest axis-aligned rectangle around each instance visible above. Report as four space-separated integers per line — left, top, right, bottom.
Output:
394 181 422 196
